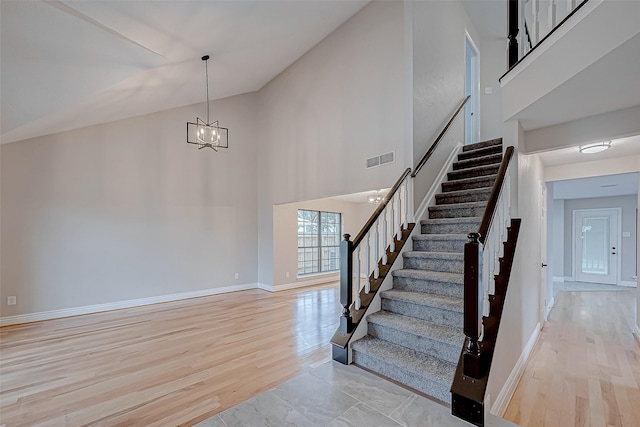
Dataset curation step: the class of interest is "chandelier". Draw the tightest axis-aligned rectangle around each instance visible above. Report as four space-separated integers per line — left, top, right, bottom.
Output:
368 191 384 204
187 55 229 151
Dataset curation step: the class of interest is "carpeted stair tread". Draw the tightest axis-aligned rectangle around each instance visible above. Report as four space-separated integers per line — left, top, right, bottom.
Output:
462 138 502 152
448 164 499 181
412 233 467 252
381 289 463 313
402 252 464 280
442 174 497 192
402 251 464 262
420 217 481 234
452 153 502 171
393 267 463 284
435 186 492 205
420 217 482 226
429 201 487 219
367 311 462 348
457 144 502 161
352 336 456 402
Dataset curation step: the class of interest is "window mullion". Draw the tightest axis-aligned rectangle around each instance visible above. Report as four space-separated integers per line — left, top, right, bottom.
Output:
318 211 322 273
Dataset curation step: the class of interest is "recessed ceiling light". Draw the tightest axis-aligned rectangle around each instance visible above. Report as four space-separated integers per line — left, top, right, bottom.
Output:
579 141 611 154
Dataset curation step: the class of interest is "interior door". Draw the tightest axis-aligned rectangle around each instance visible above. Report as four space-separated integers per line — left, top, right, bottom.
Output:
574 209 619 285
464 34 479 146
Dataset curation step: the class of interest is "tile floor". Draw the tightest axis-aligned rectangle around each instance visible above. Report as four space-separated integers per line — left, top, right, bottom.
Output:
195 361 518 427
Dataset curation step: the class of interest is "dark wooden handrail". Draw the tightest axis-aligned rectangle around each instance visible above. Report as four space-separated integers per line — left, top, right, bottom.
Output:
351 168 411 249
411 95 470 178
477 146 514 245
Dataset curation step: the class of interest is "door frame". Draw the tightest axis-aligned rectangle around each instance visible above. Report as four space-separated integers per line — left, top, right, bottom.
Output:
464 31 480 146
571 207 622 285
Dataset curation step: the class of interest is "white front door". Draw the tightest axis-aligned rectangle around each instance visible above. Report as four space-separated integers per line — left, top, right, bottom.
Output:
574 209 620 285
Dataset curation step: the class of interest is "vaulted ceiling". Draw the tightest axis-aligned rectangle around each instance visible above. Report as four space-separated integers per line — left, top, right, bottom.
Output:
0 0 368 144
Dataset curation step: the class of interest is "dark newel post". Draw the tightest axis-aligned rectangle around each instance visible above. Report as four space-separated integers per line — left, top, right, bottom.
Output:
463 232 485 379
339 234 354 334
508 0 519 68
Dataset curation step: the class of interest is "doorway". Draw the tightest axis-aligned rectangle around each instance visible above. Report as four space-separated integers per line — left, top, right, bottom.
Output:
573 208 621 285
464 32 479 146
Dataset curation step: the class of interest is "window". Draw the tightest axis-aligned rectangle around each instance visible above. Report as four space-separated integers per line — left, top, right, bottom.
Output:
297 210 341 275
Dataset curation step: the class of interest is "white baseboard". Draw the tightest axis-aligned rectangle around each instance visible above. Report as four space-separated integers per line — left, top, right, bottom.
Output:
490 322 542 417
258 274 338 293
619 280 637 287
546 297 555 319
414 142 463 222
564 276 574 282
552 276 564 283
0 283 258 327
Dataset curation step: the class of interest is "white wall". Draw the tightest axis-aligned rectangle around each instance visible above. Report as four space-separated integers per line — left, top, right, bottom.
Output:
0 93 258 316
411 0 481 205
480 38 506 141
272 198 374 287
562 195 637 283
257 1 408 287
488 123 545 412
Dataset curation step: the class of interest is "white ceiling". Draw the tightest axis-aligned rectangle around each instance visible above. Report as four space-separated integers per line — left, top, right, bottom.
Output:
538 134 640 167
0 0 368 144
539 135 640 200
552 172 639 200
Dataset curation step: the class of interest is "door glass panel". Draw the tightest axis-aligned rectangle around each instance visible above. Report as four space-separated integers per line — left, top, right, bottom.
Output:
581 216 609 275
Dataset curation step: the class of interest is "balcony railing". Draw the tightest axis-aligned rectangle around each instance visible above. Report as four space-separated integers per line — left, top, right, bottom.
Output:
507 0 589 70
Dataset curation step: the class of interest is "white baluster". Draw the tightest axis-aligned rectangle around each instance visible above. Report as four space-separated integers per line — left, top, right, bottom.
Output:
390 198 396 252
355 246 361 310
382 209 388 265
365 234 371 294
404 180 409 229
374 220 380 278
397 191 403 239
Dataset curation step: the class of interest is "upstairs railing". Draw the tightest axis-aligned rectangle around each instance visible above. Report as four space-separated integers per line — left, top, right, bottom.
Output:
506 0 589 71
334 96 470 355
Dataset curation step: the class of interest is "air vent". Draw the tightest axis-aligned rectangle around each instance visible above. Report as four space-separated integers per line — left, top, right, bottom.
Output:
380 151 395 165
366 156 380 168
366 151 395 169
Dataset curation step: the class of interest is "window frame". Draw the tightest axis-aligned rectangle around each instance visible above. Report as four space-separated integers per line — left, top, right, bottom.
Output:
297 209 342 276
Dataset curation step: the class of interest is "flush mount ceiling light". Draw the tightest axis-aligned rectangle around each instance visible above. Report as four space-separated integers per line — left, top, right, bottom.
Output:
187 55 229 151
579 141 611 154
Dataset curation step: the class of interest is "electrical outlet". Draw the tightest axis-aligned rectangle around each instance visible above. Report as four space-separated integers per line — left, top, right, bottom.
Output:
286 272 290 278
234 273 239 279
7 296 16 306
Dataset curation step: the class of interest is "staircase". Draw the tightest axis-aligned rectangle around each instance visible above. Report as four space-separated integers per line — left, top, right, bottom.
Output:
351 138 503 403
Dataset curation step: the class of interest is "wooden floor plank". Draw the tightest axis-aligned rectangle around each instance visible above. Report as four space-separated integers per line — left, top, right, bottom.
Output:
0 283 340 426
504 290 640 427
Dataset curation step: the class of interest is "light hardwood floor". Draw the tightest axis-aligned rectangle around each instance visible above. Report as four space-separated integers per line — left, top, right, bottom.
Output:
0 283 341 426
504 290 640 427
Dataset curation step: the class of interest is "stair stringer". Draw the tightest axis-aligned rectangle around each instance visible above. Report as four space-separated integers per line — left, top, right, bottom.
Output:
345 142 464 363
